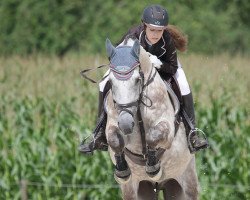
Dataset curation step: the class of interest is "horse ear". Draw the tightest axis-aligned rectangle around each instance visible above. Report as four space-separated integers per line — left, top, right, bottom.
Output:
131 39 140 60
106 38 116 59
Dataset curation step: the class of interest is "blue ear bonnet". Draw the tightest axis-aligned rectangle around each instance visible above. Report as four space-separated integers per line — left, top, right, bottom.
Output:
110 46 139 68
110 46 140 80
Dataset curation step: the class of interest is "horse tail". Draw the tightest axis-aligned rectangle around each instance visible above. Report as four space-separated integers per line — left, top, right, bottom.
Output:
166 24 188 52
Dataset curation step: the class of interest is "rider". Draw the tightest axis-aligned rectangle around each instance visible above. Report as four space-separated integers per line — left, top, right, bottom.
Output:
79 4 209 154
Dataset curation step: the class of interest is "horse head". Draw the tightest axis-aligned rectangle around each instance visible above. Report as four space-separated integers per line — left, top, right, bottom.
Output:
106 37 144 135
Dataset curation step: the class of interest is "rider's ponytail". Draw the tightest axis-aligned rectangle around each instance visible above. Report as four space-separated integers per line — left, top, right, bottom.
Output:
166 24 188 52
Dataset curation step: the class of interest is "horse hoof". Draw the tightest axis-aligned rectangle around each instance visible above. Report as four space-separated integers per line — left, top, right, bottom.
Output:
149 168 163 181
115 167 131 179
114 171 131 184
146 163 162 181
145 162 160 175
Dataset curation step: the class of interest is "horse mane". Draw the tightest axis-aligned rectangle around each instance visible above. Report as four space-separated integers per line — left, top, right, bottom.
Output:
123 34 138 45
166 24 188 52
139 46 152 78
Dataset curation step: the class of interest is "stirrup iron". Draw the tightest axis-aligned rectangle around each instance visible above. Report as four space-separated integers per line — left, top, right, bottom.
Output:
188 128 209 153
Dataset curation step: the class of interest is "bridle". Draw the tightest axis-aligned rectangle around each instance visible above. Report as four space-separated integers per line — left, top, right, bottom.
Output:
110 61 157 156
109 62 157 114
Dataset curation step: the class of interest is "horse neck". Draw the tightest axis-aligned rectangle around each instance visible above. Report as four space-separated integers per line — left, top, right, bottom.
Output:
143 71 175 117
139 54 153 81
139 51 174 112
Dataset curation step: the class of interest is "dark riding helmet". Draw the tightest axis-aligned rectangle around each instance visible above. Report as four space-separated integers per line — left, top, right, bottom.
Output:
142 5 169 28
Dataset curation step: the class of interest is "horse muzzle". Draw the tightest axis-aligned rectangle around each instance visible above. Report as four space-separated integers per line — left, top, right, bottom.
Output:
118 111 135 135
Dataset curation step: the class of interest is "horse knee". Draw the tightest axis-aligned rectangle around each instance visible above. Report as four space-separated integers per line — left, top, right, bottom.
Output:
107 126 124 152
146 121 170 148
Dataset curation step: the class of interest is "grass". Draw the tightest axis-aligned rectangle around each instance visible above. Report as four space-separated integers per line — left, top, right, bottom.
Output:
0 53 249 199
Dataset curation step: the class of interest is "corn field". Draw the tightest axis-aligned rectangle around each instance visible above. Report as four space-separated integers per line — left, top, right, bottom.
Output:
0 54 249 199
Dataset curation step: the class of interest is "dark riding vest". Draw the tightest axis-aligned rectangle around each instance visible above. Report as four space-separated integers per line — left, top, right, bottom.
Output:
118 24 178 78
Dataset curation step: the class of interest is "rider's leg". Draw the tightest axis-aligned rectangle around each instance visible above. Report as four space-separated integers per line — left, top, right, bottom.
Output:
174 62 208 153
79 72 110 154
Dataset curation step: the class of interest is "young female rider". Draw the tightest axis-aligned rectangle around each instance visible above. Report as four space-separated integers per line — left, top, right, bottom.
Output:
79 4 208 154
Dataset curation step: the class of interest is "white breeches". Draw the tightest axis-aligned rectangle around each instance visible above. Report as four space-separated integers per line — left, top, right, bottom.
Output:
99 60 191 96
99 69 110 92
174 60 191 96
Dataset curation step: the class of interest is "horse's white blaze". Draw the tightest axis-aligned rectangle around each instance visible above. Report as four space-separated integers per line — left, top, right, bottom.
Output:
109 68 141 105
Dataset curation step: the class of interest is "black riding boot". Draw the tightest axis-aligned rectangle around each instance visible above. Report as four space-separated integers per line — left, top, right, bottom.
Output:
78 91 108 154
182 93 209 153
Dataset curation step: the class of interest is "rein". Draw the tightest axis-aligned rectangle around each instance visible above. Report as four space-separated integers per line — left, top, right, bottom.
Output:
80 64 109 83
138 65 157 156
140 66 157 107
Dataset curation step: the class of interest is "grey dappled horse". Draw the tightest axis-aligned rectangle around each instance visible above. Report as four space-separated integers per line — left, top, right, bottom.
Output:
104 37 198 200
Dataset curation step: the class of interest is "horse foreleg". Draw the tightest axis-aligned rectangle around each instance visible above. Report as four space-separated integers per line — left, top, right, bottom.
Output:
107 125 131 179
146 121 172 149
145 121 172 178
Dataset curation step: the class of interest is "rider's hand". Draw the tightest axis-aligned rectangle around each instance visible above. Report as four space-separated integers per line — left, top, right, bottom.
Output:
149 54 162 69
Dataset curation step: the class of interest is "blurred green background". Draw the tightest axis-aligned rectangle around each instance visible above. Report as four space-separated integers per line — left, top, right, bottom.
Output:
0 0 249 199
1 0 250 55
